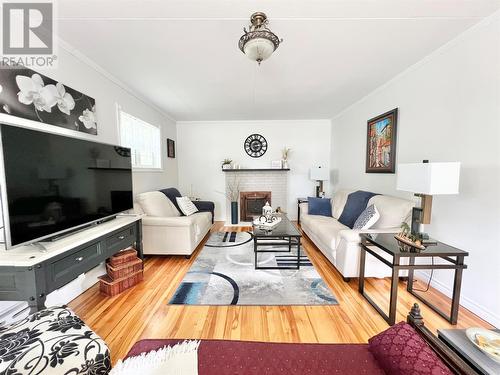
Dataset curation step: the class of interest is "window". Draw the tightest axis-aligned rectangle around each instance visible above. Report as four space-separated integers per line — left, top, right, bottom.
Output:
119 110 162 170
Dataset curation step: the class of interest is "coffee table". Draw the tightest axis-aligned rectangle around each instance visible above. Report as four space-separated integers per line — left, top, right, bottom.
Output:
438 329 500 375
252 215 302 270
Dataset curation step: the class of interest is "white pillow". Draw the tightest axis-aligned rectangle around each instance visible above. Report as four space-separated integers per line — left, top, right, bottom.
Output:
176 196 199 216
353 204 380 230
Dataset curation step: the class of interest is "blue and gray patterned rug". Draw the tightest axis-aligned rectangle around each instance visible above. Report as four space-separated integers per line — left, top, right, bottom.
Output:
169 232 338 305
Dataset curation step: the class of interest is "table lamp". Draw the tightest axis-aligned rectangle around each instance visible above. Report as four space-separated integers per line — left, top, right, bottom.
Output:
396 160 460 236
310 166 329 198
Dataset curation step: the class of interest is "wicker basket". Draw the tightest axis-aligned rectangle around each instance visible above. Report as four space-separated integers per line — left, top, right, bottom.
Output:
106 257 143 280
98 270 143 297
109 248 138 267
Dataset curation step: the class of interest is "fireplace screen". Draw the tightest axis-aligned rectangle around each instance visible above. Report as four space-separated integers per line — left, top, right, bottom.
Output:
240 191 271 221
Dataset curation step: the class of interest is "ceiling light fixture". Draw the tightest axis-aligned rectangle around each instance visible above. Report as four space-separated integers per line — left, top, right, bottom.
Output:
238 12 282 65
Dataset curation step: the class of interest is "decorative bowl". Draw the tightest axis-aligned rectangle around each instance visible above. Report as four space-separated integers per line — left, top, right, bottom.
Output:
465 327 500 363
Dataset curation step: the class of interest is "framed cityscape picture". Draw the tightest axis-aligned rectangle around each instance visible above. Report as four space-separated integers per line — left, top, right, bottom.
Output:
167 138 175 158
365 108 398 173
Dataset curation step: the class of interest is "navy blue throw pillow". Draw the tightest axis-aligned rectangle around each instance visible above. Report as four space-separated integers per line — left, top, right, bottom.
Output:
338 191 379 228
307 197 332 217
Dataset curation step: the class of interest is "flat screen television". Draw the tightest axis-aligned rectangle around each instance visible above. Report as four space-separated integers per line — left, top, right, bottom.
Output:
0 124 133 249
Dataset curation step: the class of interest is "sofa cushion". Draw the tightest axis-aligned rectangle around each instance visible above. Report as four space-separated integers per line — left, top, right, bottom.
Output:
368 195 413 229
338 191 379 228
176 196 199 216
137 191 180 217
0 306 110 375
368 322 452 375
353 204 380 230
303 214 349 251
331 190 353 219
127 339 385 375
307 197 332 217
160 188 184 215
185 211 212 238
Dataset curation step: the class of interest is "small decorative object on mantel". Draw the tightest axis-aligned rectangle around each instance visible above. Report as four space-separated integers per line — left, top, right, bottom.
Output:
221 158 233 170
167 138 175 158
394 222 426 251
0 66 97 135
281 146 291 169
366 108 398 173
271 160 282 169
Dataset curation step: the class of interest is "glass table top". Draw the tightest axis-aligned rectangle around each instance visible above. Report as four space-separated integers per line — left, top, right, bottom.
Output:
361 233 468 257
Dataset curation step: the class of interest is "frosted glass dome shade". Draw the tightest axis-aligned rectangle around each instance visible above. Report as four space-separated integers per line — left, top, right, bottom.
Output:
243 37 275 62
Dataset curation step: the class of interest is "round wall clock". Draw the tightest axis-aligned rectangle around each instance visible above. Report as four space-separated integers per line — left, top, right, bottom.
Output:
244 134 268 158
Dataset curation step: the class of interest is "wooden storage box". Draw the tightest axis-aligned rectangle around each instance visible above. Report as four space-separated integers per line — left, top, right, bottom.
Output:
106 257 143 280
98 270 143 297
109 248 137 267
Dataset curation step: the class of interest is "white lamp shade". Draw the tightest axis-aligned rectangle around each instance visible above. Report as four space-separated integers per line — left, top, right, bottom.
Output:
396 162 460 195
310 167 329 181
243 37 275 62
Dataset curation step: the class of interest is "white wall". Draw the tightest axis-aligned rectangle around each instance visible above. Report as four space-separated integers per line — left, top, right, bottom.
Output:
0 39 178 195
330 13 500 326
177 120 331 221
0 38 178 310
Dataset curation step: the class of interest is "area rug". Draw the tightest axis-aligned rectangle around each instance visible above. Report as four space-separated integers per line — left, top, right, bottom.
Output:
169 232 338 305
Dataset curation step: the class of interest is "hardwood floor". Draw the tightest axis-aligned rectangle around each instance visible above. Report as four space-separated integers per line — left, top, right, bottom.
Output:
69 222 493 364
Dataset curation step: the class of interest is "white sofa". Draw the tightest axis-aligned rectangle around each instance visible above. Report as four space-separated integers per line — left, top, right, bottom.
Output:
135 191 212 256
300 190 413 280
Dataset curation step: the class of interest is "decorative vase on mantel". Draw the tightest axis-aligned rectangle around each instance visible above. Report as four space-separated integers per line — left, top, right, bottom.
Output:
231 201 238 224
282 160 289 169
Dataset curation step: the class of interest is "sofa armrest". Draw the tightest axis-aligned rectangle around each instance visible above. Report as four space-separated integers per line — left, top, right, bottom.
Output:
338 227 400 243
299 202 308 215
193 200 215 223
142 216 194 227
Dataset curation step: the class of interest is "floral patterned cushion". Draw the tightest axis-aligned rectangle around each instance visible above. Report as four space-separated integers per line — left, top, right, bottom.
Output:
0 306 110 375
368 322 453 375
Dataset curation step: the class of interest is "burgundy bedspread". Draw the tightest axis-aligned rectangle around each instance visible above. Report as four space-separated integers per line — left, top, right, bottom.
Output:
126 339 385 375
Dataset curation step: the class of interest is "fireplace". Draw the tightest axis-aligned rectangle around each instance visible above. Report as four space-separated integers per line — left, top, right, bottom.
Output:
240 191 271 221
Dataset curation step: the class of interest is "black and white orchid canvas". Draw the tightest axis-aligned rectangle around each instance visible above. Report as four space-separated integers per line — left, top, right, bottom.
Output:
0 67 97 135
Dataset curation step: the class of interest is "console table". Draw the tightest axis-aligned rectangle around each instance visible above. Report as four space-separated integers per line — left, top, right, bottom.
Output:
359 233 468 325
0 216 142 312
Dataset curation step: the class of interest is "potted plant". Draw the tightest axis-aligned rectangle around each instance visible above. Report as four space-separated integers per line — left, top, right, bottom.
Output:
281 147 291 169
221 158 233 170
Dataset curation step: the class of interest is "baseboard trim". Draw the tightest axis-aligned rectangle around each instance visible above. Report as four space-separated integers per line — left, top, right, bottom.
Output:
415 270 499 328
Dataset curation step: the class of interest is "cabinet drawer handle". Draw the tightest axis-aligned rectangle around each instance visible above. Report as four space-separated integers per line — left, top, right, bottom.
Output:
118 235 125 240
75 256 84 262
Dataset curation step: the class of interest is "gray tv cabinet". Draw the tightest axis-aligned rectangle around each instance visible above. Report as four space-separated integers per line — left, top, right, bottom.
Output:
0 216 142 312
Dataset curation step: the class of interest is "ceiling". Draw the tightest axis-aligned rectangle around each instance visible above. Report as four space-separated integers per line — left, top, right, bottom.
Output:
56 1 500 121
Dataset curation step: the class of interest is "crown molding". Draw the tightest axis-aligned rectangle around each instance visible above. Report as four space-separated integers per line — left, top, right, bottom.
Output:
56 36 177 123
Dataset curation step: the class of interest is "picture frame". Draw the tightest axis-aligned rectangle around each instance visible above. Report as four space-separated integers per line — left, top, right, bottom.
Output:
167 138 175 158
0 66 97 135
366 108 398 173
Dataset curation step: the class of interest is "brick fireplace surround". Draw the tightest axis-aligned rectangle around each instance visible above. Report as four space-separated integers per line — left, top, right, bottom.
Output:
224 170 288 223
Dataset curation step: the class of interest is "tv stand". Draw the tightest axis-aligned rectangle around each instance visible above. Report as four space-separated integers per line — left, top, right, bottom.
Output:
31 242 49 253
0 216 142 312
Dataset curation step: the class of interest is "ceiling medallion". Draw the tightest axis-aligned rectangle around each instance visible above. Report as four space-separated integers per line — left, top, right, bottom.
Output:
238 12 282 65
